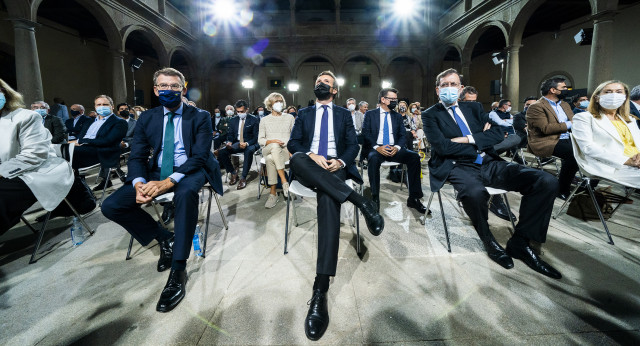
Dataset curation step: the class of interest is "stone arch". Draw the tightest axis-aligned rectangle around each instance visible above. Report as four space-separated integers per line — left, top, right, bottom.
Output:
122 25 169 65
205 56 248 77
461 20 510 65
31 0 121 51
384 54 426 77
251 54 294 77
168 46 196 78
435 43 463 63
338 53 383 77
293 53 338 78
540 70 575 90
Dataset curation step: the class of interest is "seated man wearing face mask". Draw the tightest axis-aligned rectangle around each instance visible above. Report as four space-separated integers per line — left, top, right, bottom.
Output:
31 101 67 144
65 104 92 141
116 103 137 152
213 105 232 151
217 99 260 190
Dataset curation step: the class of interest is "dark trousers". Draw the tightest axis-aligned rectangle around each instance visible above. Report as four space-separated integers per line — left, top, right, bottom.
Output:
0 177 38 233
552 139 579 195
447 159 558 244
289 153 353 276
213 136 225 151
218 142 258 179
101 169 205 261
367 148 423 199
72 145 100 170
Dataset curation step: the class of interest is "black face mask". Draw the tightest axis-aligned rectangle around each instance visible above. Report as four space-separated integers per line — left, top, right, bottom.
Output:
70 110 81 117
119 110 130 118
314 82 333 101
557 89 569 100
387 101 398 111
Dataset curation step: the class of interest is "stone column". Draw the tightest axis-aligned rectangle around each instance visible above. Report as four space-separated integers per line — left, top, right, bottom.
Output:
587 11 615 94
12 19 43 104
112 50 128 104
504 45 521 111
461 62 470 86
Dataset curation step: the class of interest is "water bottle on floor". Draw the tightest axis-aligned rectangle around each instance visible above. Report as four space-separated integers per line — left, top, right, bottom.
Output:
70 217 85 246
193 224 203 256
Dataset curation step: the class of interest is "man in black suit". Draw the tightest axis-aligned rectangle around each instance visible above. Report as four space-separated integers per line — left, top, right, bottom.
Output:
66 104 92 140
102 67 224 313
73 95 128 182
31 101 67 144
217 99 260 190
362 88 425 213
116 102 137 151
423 68 561 279
287 71 384 341
630 85 640 129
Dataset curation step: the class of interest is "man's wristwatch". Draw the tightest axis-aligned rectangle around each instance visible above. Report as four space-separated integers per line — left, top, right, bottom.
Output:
169 177 178 185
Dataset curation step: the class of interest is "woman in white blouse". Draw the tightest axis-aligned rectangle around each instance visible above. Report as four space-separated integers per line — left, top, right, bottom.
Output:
572 80 640 188
0 78 74 233
258 92 295 208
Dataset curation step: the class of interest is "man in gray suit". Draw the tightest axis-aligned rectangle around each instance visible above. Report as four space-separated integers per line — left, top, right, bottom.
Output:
116 103 137 150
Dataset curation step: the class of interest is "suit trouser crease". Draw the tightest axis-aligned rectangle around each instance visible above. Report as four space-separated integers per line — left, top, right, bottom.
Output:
367 149 423 199
263 143 289 185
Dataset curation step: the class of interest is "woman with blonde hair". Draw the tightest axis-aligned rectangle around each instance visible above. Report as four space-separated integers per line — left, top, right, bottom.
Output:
258 92 295 208
408 101 425 150
0 79 74 232
572 80 640 188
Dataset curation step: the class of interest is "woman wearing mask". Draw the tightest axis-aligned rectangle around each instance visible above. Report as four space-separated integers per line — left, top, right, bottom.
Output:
572 80 640 188
0 78 74 233
258 93 295 208
398 100 414 150
409 102 426 151
286 105 297 118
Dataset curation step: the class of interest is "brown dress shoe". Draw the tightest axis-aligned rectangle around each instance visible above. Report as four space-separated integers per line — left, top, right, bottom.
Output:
237 179 247 190
229 173 239 185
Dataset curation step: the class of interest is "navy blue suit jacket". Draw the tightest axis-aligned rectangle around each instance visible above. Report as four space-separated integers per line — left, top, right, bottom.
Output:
362 108 407 150
77 114 128 168
127 104 223 195
287 104 362 184
630 103 640 129
65 115 92 139
226 115 260 146
422 101 505 191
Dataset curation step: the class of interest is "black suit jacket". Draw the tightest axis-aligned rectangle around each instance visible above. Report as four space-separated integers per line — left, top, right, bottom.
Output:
226 115 260 146
362 108 407 151
43 114 67 144
123 118 137 144
422 101 505 191
287 104 362 184
65 115 92 139
77 114 128 168
127 104 223 195
630 103 640 129
513 111 527 138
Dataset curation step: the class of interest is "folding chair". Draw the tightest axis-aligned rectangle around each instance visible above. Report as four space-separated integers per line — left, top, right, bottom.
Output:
284 178 361 255
553 135 636 245
426 184 516 253
125 184 228 260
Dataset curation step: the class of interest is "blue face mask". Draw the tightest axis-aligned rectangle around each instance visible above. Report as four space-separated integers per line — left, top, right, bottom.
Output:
0 93 6 110
35 108 47 116
96 106 112 117
158 89 182 108
579 100 589 109
439 87 459 105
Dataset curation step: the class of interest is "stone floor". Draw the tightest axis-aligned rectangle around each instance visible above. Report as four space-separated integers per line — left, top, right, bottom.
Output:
1 160 640 345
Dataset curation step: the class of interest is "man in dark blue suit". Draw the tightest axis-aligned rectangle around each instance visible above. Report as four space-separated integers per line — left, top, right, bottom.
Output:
65 104 92 140
217 99 260 190
101 68 224 313
630 85 640 129
287 71 384 341
362 87 425 213
423 68 561 279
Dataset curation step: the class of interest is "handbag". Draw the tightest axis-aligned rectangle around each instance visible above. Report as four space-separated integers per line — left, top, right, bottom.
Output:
566 188 631 221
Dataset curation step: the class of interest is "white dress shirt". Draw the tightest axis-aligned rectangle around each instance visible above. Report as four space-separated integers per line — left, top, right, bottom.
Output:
445 102 476 144
310 102 337 158
373 108 401 150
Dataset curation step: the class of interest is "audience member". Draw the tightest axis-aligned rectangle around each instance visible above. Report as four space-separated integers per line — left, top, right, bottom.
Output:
31 101 67 144
66 104 91 140
460 86 478 102
287 70 383 341
362 88 425 214
398 100 416 150
513 96 537 149
254 105 268 119
0 79 74 233
571 94 589 114
50 97 69 122
409 102 426 150
116 103 137 151
346 98 364 134
286 105 297 117
133 106 145 119
423 68 561 279
217 99 260 190
87 110 97 119
629 85 640 124
102 67 223 313
572 80 640 188
258 92 295 208
489 99 521 154
212 106 230 150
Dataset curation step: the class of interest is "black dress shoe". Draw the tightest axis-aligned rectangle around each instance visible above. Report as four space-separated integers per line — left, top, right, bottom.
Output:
489 196 517 222
115 168 127 183
407 197 427 214
92 179 113 191
156 269 187 312
305 289 329 341
162 203 175 225
506 240 562 279
482 238 514 269
359 200 384 236
157 235 174 272
372 194 380 213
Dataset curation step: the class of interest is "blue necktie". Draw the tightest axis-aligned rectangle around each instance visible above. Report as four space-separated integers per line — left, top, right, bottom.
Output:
450 106 483 165
382 112 390 145
318 105 329 158
160 112 175 180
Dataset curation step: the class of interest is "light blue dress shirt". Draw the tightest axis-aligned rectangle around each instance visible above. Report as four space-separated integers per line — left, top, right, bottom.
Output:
82 114 112 140
543 97 571 139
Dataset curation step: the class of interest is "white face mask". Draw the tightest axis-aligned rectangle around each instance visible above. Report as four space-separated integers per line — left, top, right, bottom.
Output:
226 109 234 116
237 113 247 119
598 93 626 110
258 111 264 116
348 104 356 111
505 106 512 113
136 111 141 116
273 102 284 113
411 107 417 113
215 112 221 118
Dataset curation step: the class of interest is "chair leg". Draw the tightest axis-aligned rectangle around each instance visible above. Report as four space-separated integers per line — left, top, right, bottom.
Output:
437 191 451 253
98 168 113 206
21 216 39 234
355 203 361 255
29 212 51 264
399 165 406 191
585 183 615 245
502 193 516 236
202 188 213 258
213 192 228 230
64 198 94 235
554 178 584 219
284 191 292 254
426 191 435 216
152 202 165 225
126 235 134 260
292 193 299 226
608 188 635 219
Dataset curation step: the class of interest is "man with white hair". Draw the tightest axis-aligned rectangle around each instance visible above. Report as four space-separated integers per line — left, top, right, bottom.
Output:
31 101 66 144
65 104 92 140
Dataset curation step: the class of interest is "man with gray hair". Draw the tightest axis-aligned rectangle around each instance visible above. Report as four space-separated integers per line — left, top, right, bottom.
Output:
629 85 640 124
31 101 67 144
346 98 364 133
66 104 92 140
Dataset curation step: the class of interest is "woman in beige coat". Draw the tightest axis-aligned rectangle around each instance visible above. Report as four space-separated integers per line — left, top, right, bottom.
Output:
572 80 640 188
258 92 295 208
0 79 74 233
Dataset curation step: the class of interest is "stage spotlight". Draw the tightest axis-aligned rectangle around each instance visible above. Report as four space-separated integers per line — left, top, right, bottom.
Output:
491 52 506 65
382 80 393 88
392 0 416 17
212 0 237 21
242 79 254 89
336 77 345 87
288 82 300 92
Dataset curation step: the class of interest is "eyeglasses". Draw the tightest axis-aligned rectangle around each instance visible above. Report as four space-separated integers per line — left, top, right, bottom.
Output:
155 83 184 91
439 82 460 88
384 97 398 102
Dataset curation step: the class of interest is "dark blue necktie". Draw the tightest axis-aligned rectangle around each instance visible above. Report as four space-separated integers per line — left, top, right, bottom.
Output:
382 112 390 145
450 106 482 164
318 105 329 158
